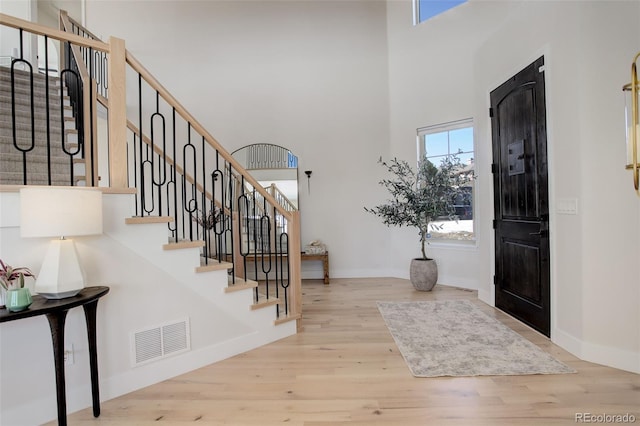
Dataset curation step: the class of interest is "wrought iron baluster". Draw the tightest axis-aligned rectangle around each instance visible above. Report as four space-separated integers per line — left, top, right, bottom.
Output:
251 187 259 284
166 108 177 240
211 154 226 264
86 46 93 185
227 162 236 282
200 135 207 261
278 232 290 317
59 68 82 186
182 125 198 241
141 142 154 215
151 92 167 216
10 57 34 185
137 73 144 216
102 54 109 97
131 132 139 213
274 205 281 311
260 214 272 301
238 178 250 282
43 36 52 185
93 50 101 91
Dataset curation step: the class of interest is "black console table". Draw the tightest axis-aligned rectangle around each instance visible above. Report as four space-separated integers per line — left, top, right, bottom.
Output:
0 286 109 426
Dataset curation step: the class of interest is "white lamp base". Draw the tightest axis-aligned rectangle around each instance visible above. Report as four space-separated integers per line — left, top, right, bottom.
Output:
35 238 85 299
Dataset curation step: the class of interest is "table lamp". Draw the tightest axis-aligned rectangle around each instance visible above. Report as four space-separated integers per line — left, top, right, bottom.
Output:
20 187 103 299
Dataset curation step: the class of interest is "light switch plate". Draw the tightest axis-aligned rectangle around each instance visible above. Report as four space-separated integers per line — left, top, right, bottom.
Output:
557 198 578 215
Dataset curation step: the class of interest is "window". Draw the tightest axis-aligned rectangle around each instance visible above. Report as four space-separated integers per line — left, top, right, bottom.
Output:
413 0 467 25
417 118 475 241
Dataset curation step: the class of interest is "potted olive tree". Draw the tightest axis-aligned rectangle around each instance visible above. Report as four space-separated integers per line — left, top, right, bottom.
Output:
365 156 467 291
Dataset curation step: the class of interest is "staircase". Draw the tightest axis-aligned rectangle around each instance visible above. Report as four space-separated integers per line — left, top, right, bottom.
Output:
104 191 295 334
0 11 303 425
0 65 80 186
0 68 293 323
0 9 301 333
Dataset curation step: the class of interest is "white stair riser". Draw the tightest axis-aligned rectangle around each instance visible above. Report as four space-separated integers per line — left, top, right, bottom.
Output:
103 193 288 332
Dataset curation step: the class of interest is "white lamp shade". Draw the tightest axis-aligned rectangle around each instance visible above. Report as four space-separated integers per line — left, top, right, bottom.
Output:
20 187 103 238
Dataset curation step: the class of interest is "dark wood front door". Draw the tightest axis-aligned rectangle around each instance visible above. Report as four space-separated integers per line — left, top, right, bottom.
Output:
490 56 550 337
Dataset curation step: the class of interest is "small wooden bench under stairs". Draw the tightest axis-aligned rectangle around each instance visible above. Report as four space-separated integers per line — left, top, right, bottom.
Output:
241 251 330 285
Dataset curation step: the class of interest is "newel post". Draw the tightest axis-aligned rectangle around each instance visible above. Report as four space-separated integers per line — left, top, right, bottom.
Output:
107 36 128 188
288 211 302 330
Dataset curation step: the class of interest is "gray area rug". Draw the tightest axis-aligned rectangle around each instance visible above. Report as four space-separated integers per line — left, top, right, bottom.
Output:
377 299 576 377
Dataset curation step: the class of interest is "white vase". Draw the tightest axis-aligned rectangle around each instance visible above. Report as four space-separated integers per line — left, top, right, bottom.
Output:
0 287 6 308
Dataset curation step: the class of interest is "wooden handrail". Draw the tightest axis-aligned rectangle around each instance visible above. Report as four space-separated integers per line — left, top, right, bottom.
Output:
267 183 297 212
0 13 108 52
59 12 91 81
124 52 293 222
63 13 102 41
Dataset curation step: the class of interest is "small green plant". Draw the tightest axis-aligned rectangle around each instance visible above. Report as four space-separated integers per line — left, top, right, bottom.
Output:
0 259 35 290
365 156 468 260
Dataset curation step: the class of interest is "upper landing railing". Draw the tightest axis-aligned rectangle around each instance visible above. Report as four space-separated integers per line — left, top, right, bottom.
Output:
0 12 105 186
0 12 302 325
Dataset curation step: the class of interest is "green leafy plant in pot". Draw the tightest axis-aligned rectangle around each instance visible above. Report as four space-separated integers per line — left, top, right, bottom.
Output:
365 156 467 291
0 259 35 309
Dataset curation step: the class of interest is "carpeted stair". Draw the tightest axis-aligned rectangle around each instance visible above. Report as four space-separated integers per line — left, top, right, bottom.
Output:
0 65 78 186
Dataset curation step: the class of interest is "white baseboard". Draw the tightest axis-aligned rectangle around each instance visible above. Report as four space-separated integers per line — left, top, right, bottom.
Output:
1 324 296 426
100 324 296 402
554 328 640 374
478 288 494 307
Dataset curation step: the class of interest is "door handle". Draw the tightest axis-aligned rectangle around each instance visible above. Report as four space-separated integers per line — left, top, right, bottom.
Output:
529 230 548 237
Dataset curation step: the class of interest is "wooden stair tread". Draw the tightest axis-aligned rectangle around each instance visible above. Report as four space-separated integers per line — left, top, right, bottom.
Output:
196 260 233 273
225 278 259 293
125 216 174 225
163 240 205 250
251 297 280 310
274 313 301 326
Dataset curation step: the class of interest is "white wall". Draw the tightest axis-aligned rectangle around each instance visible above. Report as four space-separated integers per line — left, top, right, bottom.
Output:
0 0 38 68
85 0 393 279
572 1 639 372
36 0 85 71
385 0 521 287
83 0 639 372
3 4 635 409
471 0 639 374
387 0 639 373
0 192 295 425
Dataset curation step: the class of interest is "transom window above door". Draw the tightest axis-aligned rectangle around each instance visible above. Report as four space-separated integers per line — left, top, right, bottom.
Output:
413 0 468 25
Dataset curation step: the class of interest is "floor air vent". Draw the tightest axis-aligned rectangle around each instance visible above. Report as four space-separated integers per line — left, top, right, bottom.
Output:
131 318 190 366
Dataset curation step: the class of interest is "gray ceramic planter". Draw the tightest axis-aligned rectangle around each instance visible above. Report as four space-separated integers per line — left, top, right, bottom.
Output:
409 258 438 291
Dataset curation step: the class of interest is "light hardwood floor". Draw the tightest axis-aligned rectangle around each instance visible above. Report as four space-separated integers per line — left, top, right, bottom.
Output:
59 278 640 425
